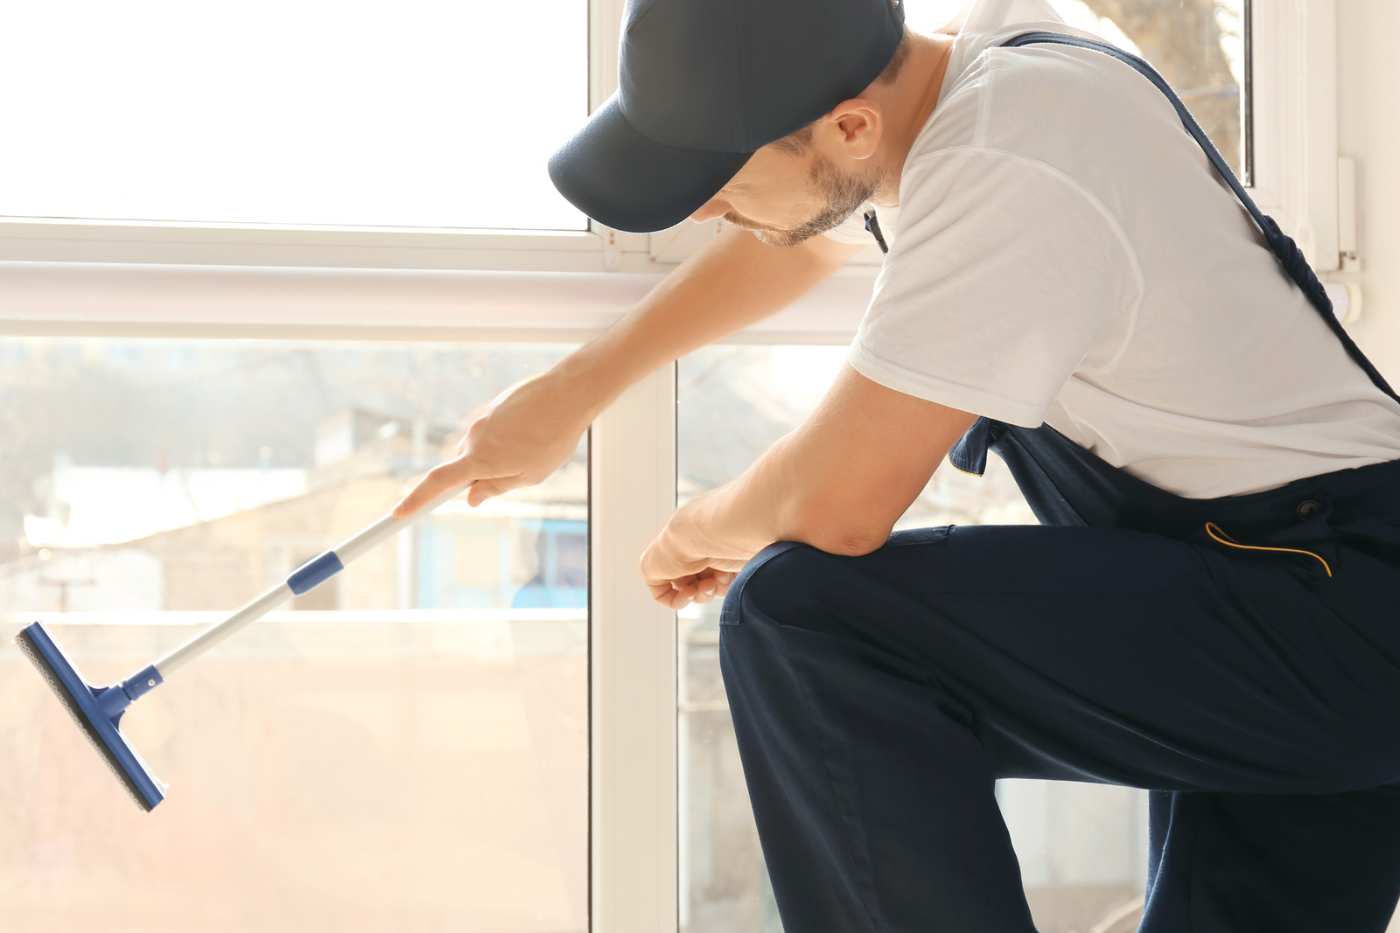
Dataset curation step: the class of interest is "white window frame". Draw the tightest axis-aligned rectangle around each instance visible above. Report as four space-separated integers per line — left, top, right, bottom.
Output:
0 5 1352 933
1249 0 1343 275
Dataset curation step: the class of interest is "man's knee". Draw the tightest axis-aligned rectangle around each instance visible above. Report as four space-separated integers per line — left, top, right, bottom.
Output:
719 538 828 629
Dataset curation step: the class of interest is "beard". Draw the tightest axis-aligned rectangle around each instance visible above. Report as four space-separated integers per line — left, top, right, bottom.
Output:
740 152 883 248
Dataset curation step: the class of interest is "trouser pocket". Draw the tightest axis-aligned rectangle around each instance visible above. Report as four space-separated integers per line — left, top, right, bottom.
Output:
1202 520 1335 580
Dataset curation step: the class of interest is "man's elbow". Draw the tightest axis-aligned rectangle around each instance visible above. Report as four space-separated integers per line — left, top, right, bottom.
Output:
791 501 892 557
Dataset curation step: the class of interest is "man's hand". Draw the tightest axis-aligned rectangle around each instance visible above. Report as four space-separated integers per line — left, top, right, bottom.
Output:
391 370 593 519
640 494 749 610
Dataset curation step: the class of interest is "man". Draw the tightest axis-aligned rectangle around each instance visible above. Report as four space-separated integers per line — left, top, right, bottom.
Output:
394 0 1400 929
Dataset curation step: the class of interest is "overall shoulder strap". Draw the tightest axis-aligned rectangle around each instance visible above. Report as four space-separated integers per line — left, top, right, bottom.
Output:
1001 30 1400 406
1003 32 1277 265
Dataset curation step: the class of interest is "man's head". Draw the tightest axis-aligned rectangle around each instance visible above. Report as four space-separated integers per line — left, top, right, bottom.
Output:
546 0 911 236
688 33 912 247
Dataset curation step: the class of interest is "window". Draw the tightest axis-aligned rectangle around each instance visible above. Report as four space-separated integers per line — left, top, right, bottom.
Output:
0 3 1350 932
0 1 588 231
0 337 588 932
0 0 662 272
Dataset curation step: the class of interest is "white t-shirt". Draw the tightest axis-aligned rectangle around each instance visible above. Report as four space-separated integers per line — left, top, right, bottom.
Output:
827 0 1400 499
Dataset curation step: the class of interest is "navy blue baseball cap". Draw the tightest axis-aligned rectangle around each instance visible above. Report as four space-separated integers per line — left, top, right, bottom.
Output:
547 0 907 233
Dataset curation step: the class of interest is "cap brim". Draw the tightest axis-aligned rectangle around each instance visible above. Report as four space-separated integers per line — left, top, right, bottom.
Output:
548 92 753 234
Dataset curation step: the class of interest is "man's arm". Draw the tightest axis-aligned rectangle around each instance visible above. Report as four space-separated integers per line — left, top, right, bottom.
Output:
689 363 980 558
557 224 864 420
392 224 864 519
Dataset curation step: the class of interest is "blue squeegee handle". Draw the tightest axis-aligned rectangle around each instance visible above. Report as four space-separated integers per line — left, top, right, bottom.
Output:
150 483 464 678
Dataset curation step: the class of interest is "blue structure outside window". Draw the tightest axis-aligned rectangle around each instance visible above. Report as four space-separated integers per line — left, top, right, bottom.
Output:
414 518 586 609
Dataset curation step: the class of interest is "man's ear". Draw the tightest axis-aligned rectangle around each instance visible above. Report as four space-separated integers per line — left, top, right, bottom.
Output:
825 99 882 160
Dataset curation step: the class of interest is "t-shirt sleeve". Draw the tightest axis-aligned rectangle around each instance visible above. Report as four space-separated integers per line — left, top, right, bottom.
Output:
846 146 1140 428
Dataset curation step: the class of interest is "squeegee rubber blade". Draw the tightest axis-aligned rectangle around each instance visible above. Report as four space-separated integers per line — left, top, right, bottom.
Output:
14 622 165 812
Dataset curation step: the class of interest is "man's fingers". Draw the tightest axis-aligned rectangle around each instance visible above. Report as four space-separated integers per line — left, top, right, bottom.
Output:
466 473 525 507
391 477 444 519
391 458 484 519
647 569 740 608
466 481 499 507
649 583 686 609
390 487 424 520
392 457 529 519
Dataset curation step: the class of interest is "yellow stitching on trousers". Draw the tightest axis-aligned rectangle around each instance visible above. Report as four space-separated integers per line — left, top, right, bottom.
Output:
1203 521 1333 578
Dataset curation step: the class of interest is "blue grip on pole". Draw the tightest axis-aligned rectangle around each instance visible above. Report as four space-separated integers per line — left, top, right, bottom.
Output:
121 665 163 703
287 550 344 594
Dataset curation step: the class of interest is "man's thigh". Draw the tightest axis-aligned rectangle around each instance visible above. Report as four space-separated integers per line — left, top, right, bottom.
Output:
720 523 1400 795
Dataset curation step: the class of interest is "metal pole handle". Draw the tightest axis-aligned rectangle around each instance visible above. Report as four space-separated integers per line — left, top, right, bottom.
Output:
153 483 465 678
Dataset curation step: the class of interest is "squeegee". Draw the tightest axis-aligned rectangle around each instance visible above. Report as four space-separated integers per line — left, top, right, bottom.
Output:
15 484 463 811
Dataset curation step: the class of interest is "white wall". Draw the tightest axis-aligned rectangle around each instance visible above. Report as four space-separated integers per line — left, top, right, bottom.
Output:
1337 0 1400 380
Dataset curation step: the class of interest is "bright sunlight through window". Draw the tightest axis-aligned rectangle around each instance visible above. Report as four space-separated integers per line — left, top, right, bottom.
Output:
0 1 589 231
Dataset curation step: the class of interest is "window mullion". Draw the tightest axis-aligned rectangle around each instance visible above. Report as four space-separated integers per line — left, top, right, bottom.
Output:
588 360 679 933
1247 0 1340 272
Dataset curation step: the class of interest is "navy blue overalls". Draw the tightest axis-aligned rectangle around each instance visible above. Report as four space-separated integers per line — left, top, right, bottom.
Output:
718 31 1400 933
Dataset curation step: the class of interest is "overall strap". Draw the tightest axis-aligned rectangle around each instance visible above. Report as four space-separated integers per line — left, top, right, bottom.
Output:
999 30 1400 406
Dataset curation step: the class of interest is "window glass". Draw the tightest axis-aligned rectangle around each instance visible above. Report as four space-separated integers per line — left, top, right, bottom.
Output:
0 2 590 230
0 337 587 932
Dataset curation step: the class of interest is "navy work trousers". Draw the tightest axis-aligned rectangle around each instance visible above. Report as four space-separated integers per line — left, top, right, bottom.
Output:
719 514 1400 931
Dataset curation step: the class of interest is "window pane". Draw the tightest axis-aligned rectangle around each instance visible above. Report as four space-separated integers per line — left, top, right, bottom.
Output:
1 338 587 932
0 2 589 230
905 0 1250 183
677 345 1149 933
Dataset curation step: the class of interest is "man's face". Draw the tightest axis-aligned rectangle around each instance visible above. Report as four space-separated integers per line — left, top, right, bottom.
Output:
688 139 884 248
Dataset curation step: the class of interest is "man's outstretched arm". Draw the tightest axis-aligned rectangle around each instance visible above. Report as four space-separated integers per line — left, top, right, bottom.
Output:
689 363 980 560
